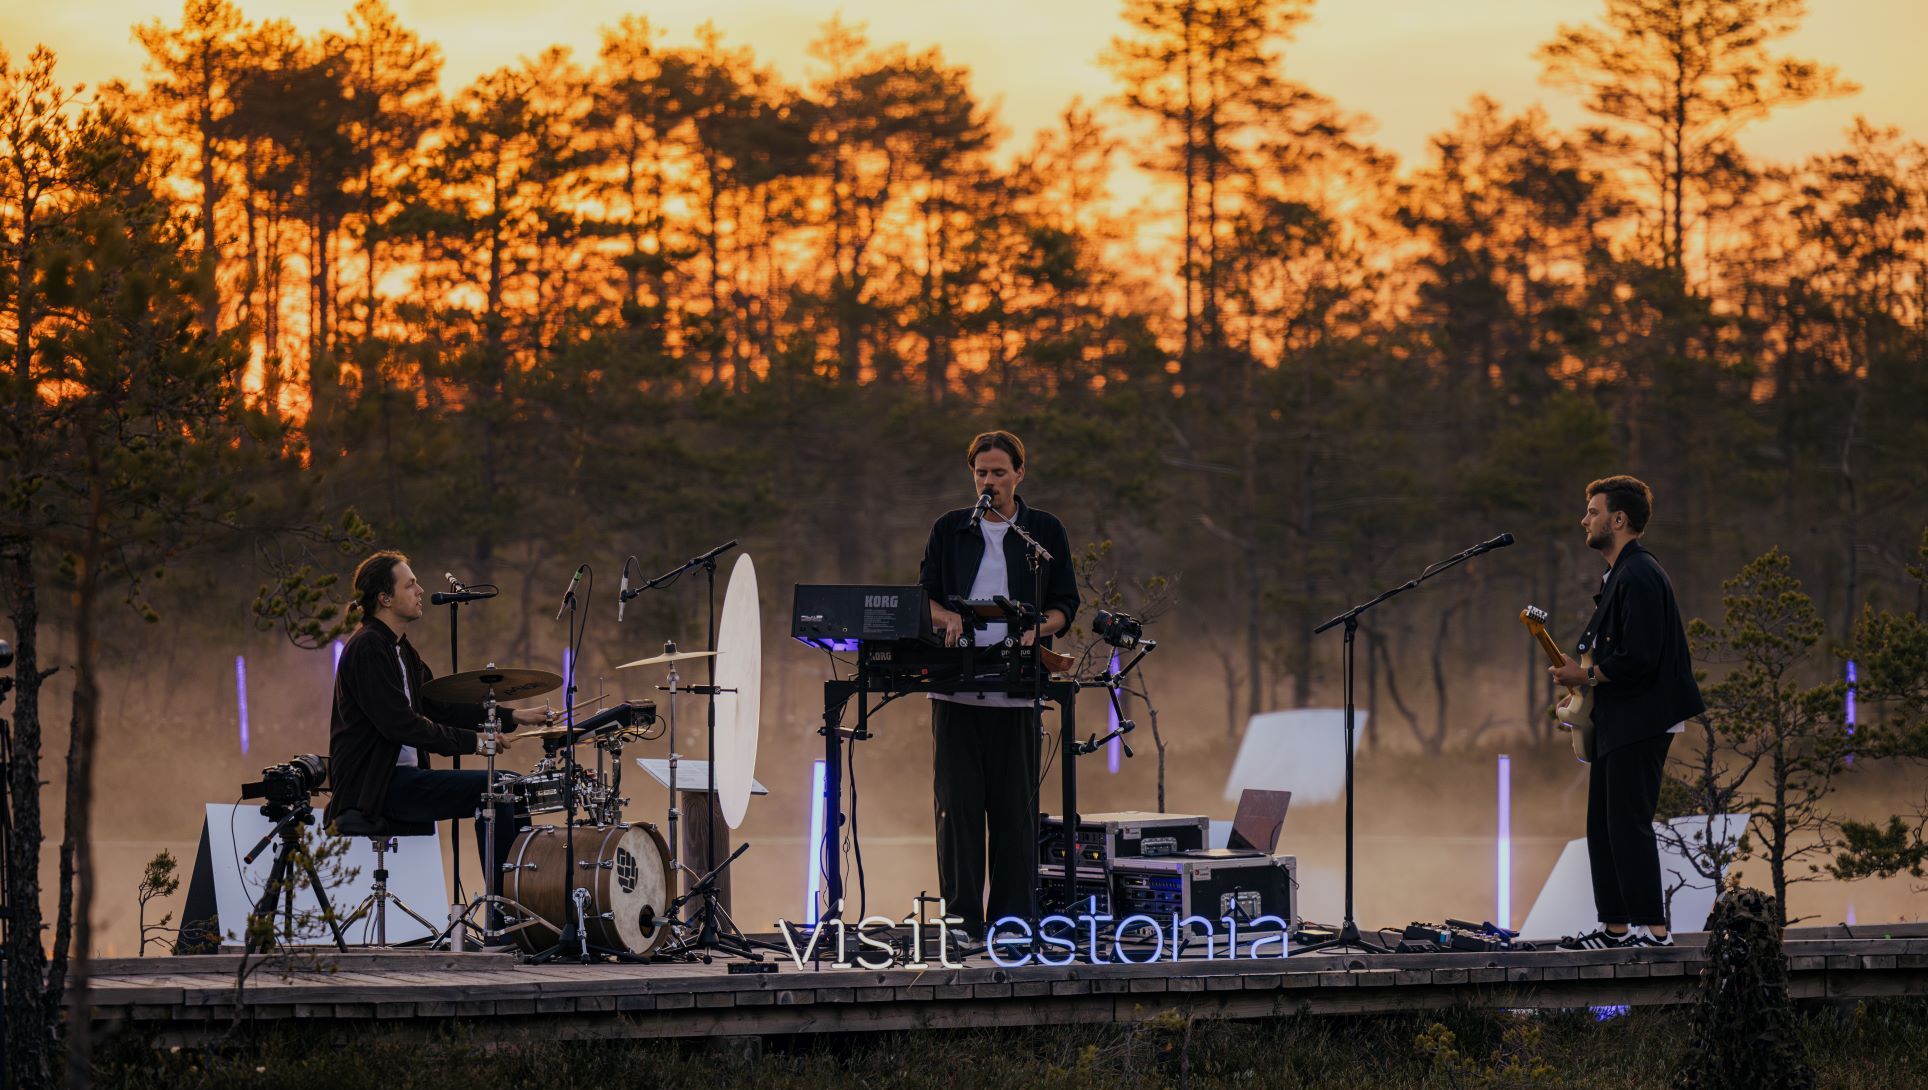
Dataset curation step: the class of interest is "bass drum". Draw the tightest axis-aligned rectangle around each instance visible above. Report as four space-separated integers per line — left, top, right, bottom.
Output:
504 823 672 956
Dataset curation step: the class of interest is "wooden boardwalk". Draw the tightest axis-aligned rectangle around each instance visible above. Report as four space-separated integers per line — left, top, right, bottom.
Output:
87 924 1928 1045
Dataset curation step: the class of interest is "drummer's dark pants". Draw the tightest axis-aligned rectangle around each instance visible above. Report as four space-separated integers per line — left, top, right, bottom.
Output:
382 767 523 904
932 701 1041 934
1587 731 1675 928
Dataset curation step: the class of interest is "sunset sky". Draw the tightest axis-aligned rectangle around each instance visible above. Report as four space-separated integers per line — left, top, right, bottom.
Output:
6 0 1925 176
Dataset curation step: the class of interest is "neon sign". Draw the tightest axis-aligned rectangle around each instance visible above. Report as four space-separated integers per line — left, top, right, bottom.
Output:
776 897 1290 971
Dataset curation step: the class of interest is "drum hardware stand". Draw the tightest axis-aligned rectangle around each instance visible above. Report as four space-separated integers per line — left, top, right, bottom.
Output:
631 540 774 962
431 682 544 952
242 798 348 953
1296 534 1513 956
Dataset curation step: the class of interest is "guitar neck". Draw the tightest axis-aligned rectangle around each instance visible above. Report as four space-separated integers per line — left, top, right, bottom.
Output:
1531 628 1567 668
1520 617 1569 669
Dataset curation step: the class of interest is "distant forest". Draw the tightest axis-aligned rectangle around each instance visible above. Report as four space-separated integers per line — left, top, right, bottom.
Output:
3 0 1924 745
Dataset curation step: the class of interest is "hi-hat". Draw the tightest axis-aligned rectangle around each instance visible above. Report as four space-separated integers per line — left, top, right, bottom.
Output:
615 649 718 670
420 667 561 703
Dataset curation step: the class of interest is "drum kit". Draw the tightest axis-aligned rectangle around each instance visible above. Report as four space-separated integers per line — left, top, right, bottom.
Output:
420 553 767 963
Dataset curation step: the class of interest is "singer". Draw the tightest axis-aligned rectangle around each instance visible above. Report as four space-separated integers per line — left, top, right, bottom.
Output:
1551 478 1705 951
918 431 1079 936
325 551 552 938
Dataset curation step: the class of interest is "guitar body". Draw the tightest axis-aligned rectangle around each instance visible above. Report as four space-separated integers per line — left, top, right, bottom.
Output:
1521 606 1596 763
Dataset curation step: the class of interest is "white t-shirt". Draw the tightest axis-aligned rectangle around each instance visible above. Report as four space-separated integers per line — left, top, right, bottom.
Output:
933 518 1037 709
394 645 419 767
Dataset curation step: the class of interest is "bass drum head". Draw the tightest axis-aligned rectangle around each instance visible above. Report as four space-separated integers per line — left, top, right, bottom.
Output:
608 823 672 954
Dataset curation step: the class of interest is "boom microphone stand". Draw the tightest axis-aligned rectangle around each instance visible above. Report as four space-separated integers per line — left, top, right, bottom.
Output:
1296 532 1515 956
630 540 767 961
528 566 649 964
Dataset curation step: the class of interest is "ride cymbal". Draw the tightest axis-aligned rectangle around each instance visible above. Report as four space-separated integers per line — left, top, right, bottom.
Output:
420 667 562 703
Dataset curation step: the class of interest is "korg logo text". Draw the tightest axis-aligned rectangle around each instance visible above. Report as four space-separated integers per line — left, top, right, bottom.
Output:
864 595 899 609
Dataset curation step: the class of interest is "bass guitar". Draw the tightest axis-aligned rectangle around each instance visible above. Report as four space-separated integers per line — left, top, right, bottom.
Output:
1520 605 1595 762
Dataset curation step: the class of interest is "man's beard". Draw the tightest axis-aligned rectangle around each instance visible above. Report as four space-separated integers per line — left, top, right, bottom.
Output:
1586 529 1612 551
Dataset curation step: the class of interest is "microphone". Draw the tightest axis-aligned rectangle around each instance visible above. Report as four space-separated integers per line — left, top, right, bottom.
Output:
445 571 467 591
430 588 496 605
554 564 585 621
968 488 995 531
1475 532 1517 553
618 559 630 623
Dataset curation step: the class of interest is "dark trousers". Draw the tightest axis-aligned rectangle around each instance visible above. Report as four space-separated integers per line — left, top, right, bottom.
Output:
1587 731 1675 927
382 767 522 897
932 700 1041 933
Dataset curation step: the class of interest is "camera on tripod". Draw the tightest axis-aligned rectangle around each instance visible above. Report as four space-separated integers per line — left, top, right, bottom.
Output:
242 754 328 812
1091 610 1147 649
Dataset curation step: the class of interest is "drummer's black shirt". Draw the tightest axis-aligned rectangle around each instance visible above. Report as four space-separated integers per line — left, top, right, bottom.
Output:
324 616 495 829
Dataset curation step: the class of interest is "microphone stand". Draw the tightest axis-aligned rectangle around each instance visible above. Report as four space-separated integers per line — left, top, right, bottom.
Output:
445 580 467 906
1296 535 1513 956
993 510 1076 919
528 567 651 965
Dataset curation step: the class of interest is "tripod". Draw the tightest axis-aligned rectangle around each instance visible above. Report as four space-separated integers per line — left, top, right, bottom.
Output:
243 800 348 953
1296 534 1513 956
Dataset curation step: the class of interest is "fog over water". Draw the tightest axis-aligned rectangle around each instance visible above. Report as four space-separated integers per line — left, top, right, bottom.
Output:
19 579 1925 958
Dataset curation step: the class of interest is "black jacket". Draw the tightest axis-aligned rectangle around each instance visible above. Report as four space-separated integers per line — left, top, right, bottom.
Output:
324 616 496 835
919 495 1079 645
1575 540 1706 759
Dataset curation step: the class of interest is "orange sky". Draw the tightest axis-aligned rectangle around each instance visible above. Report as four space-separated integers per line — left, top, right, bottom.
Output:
6 0 1924 174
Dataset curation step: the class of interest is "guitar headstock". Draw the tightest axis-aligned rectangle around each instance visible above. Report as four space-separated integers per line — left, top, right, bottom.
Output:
1520 604 1567 667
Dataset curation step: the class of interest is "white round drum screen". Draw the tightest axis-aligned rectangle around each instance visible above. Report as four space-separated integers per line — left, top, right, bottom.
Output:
713 554 762 828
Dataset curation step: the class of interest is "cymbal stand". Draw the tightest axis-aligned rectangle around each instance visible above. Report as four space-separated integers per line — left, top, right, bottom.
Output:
661 648 686 892
434 687 547 951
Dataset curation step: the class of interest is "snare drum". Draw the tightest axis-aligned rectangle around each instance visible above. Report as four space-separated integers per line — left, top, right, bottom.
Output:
503 823 672 956
509 770 572 815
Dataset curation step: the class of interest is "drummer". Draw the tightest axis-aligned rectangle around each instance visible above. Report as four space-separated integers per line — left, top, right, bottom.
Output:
325 550 553 937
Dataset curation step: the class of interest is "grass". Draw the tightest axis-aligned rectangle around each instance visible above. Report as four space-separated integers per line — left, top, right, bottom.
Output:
91 998 1928 1090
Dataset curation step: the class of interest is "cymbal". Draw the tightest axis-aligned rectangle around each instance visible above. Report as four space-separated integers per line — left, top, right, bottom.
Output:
514 722 577 741
615 649 719 670
420 667 562 703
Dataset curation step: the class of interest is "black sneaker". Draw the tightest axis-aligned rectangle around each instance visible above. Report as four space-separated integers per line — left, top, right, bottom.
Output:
1620 927 1674 948
1556 928 1632 951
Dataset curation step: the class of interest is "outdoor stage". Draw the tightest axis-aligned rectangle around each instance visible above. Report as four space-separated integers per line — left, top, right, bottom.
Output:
87 924 1928 1046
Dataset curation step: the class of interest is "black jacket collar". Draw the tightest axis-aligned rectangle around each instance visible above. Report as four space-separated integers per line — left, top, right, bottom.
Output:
361 615 412 652
1607 539 1651 574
